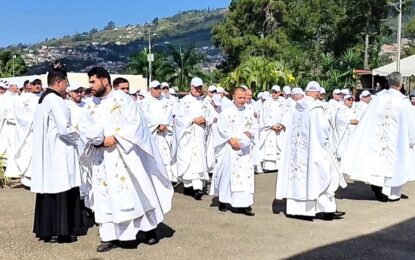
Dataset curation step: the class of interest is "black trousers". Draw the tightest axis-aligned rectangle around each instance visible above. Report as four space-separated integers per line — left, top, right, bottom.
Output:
33 187 84 238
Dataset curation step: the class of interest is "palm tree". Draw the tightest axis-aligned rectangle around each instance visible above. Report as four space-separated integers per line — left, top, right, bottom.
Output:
125 49 148 76
156 44 205 90
340 48 362 88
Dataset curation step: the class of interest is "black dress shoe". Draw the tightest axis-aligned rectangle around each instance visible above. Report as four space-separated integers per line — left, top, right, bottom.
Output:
240 207 255 216
218 202 227 212
322 211 345 221
58 235 77 243
183 187 194 196
143 230 159 245
119 240 138 249
193 189 204 200
97 241 119 253
43 236 59 243
286 214 314 221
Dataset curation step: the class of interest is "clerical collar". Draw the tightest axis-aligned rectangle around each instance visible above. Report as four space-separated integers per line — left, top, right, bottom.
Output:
234 103 245 111
38 87 63 104
190 93 203 100
151 95 161 100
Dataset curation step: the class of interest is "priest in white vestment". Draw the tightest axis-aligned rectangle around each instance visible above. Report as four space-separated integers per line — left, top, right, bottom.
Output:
13 85 41 187
204 85 217 103
65 85 89 198
161 82 179 117
327 89 342 124
260 85 287 172
211 87 257 216
341 72 415 202
245 88 262 174
354 90 372 120
140 80 175 181
205 94 222 173
31 64 84 243
276 81 346 220
79 67 173 252
334 94 358 161
172 77 209 200
217 86 233 108
1 84 19 177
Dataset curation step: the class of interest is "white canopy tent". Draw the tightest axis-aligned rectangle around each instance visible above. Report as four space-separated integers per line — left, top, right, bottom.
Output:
372 54 415 77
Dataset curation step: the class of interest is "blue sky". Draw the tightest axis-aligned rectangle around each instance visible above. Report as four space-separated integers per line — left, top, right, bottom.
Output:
0 0 230 47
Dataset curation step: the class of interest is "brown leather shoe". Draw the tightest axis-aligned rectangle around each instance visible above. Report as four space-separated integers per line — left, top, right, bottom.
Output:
97 241 119 253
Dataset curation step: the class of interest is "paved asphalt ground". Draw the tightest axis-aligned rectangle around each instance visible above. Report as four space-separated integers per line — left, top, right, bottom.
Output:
0 173 414 260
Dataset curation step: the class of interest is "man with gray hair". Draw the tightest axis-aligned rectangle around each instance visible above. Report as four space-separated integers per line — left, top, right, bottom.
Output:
341 72 415 202
276 81 346 220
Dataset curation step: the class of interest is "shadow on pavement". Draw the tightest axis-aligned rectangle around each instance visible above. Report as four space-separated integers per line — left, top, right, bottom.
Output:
335 181 378 201
287 217 415 259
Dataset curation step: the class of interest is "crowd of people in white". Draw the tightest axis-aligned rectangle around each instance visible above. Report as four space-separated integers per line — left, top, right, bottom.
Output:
0 63 414 252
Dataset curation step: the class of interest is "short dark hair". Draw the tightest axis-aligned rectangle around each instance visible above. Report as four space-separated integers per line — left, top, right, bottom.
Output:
47 61 67 86
233 87 246 96
23 80 30 86
88 67 111 85
113 77 129 87
32 79 42 85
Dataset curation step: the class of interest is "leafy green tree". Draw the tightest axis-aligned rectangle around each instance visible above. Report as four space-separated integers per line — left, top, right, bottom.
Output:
104 21 116 31
212 0 287 72
405 15 415 39
0 51 27 77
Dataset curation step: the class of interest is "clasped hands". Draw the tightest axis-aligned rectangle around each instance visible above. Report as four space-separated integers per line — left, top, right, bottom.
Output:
228 131 251 151
192 116 206 126
350 119 359 125
158 124 168 133
271 124 285 133
103 135 117 148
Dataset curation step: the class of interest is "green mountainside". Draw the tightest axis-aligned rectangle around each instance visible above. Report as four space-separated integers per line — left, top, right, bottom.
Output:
5 9 226 74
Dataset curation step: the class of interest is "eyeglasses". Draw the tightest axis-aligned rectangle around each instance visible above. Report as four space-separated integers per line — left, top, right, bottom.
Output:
271 91 279 94
72 90 83 94
209 90 217 93
161 87 169 90
153 86 161 90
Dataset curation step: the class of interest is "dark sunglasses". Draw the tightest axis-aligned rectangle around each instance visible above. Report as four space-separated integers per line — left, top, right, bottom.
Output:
153 86 161 90
161 87 169 90
209 90 217 93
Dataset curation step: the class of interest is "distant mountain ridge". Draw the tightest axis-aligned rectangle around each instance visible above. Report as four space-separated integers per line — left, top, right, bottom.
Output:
5 8 227 74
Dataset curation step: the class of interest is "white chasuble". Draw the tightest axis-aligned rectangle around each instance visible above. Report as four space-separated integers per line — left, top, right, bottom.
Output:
140 95 175 181
341 89 415 190
79 90 173 234
172 94 209 183
211 104 257 207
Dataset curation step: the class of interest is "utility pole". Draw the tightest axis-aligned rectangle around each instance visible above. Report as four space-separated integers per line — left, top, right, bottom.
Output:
179 43 184 88
396 0 403 72
147 30 157 89
12 55 16 77
364 33 370 69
